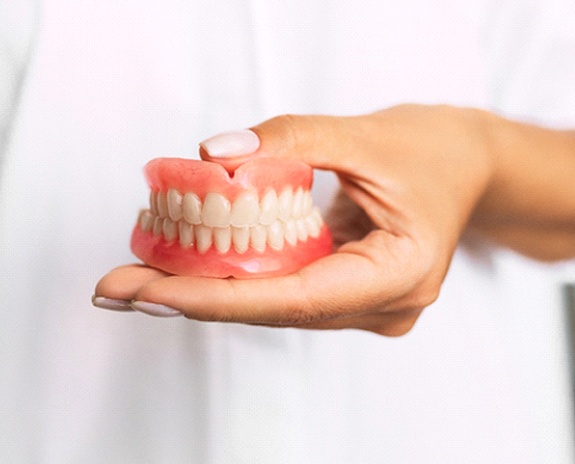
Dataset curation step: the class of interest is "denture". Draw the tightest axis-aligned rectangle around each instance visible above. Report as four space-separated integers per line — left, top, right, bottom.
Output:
130 157 332 278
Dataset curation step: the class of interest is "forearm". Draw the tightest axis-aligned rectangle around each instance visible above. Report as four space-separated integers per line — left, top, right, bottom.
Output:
470 112 575 260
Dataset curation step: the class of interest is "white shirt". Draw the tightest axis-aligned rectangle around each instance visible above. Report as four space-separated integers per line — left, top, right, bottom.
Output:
1 0 574 462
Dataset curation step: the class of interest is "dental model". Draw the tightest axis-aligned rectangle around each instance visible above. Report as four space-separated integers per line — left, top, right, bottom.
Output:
130 157 332 278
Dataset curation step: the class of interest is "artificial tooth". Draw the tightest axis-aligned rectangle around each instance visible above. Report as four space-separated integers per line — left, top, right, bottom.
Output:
214 227 232 253
302 191 313 217
259 189 278 225
201 192 231 228
296 218 308 242
195 224 212 254
306 207 322 238
267 220 285 250
162 218 178 242
278 187 294 222
250 224 267 253
149 191 159 215
284 220 298 246
139 210 154 232
231 191 260 227
157 191 168 218
153 216 163 237
232 227 250 254
179 222 194 248
292 187 304 219
183 192 202 224
167 188 183 221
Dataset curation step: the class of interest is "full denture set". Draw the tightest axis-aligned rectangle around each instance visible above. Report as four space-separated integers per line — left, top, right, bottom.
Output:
131 158 332 278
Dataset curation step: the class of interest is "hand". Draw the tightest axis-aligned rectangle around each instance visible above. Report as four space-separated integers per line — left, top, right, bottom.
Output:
94 105 496 335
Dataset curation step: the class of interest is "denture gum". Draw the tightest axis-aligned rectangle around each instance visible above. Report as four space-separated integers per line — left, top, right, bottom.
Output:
130 158 332 278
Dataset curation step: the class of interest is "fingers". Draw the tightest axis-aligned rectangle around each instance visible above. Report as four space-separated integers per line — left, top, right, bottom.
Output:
199 115 364 174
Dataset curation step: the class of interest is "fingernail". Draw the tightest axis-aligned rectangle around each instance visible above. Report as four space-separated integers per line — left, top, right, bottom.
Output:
131 301 183 318
92 295 133 312
199 129 260 158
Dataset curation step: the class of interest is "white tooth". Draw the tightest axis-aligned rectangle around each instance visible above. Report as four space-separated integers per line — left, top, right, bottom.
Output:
150 191 159 215
157 191 168 218
302 191 313 217
278 187 294 222
139 210 154 232
179 222 194 248
162 218 178 241
259 189 278 225
231 192 260 227
306 207 323 238
232 227 250 254
213 227 232 253
153 216 163 237
183 192 202 224
250 225 267 253
267 221 285 250
292 187 304 219
296 218 308 242
202 192 231 227
195 224 212 254
284 220 298 246
167 189 183 221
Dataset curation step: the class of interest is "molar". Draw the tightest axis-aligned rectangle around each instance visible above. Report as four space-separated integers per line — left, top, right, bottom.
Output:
149 191 158 215
139 210 155 233
201 192 231 228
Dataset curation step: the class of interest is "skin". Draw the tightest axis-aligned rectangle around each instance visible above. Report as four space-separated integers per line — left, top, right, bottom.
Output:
94 104 575 336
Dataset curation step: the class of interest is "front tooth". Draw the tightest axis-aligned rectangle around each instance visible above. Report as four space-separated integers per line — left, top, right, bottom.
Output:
213 227 232 253
195 224 212 254
153 216 163 237
232 226 250 254
292 187 304 219
284 220 298 246
296 218 308 242
231 192 259 227
278 187 294 222
157 191 168 218
167 189 183 221
302 191 313 217
250 225 267 253
139 210 154 232
202 192 231 227
162 218 178 241
150 191 159 215
179 222 194 248
267 220 285 250
259 189 278 225
183 192 202 224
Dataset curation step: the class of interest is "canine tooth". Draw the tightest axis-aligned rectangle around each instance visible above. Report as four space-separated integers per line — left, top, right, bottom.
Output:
195 224 212 254
167 189 183 221
202 192 231 227
213 227 232 253
153 216 163 237
231 192 259 227
150 191 159 215
139 210 154 232
292 187 304 218
302 191 313 216
296 218 308 242
267 221 285 250
157 191 168 218
183 192 202 224
278 187 293 222
250 225 267 253
284 220 298 246
232 227 250 254
179 222 194 248
259 189 278 225
162 218 178 241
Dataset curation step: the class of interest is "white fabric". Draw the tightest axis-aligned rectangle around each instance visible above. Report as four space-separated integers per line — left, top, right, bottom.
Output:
1 0 574 462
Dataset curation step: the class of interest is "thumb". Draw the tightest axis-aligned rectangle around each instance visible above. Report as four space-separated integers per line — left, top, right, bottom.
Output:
199 114 360 173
